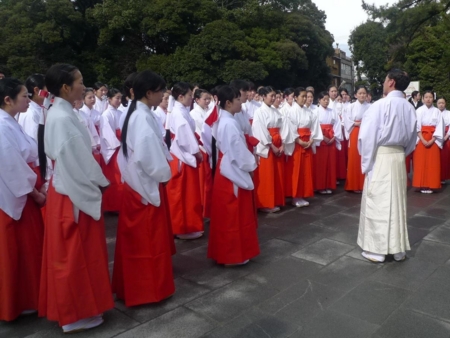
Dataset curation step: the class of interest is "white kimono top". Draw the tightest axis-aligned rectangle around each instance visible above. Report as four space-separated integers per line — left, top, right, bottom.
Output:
94 96 108 113
44 98 109 221
441 109 450 136
245 100 261 120
235 103 253 136
217 110 257 191
100 104 121 163
252 103 296 158
284 102 323 154
74 109 100 149
315 105 343 150
343 100 370 144
153 106 167 138
280 102 296 117
118 100 132 130
190 105 207 137
118 101 172 206
168 101 200 167
0 109 38 220
358 90 417 175
80 105 101 127
17 101 43 166
416 105 445 148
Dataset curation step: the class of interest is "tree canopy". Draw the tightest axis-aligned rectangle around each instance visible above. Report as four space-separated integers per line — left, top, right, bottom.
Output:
349 0 450 97
0 0 335 90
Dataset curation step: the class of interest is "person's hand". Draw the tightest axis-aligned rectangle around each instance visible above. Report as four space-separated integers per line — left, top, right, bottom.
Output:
30 188 46 206
323 137 330 143
354 122 361 127
421 138 428 147
195 152 203 163
328 137 335 144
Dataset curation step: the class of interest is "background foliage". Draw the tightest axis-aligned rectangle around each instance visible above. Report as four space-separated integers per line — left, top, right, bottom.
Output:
349 0 450 97
0 0 334 90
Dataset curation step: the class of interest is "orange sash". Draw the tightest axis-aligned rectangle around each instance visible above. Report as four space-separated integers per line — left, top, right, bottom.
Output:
268 127 282 147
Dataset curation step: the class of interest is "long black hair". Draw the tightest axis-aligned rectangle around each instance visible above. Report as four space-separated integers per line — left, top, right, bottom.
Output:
121 70 166 158
25 74 45 100
41 64 80 178
121 72 138 107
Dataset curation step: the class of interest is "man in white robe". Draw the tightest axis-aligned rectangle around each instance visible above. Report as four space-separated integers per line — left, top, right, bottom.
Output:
357 69 417 263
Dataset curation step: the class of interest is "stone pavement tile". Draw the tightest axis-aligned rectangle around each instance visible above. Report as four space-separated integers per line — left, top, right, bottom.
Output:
338 204 361 217
309 256 382 292
329 280 411 325
323 194 364 208
114 277 211 323
172 251 214 279
114 307 216 338
326 223 359 245
408 240 450 264
402 267 450 321
182 259 262 290
368 257 438 291
201 307 299 338
260 209 323 228
246 257 322 291
417 204 450 220
0 308 139 338
345 247 367 261
373 308 450 338
251 239 302 265
258 279 346 327
185 278 279 323
424 226 450 245
407 215 445 231
311 213 359 230
292 238 354 265
407 194 443 208
256 223 292 244
407 226 430 246
296 203 344 217
275 223 335 246
289 310 379 338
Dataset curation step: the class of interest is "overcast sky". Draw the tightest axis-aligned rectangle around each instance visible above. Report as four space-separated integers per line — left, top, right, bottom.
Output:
312 0 398 56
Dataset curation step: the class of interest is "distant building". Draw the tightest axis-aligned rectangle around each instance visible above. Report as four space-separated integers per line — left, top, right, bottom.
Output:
326 44 355 96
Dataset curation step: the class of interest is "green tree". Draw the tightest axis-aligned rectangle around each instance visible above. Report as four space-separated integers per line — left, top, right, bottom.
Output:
349 21 388 90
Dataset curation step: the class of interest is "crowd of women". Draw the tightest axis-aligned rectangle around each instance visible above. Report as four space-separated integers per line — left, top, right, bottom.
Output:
1 63 449 332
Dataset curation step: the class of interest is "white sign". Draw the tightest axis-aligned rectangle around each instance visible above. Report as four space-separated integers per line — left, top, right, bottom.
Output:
405 81 420 97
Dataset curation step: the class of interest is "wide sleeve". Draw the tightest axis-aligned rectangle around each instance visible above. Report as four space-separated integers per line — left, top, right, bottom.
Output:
0 131 36 198
100 113 120 150
134 117 172 183
55 135 109 220
358 105 381 174
252 108 272 158
433 112 445 148
333 111 343 150
174 121 200 155
343 105 355 137
220 126 256 190
281 114 296 156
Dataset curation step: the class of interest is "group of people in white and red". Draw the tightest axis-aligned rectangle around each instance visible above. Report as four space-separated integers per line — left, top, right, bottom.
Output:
0 63 446 333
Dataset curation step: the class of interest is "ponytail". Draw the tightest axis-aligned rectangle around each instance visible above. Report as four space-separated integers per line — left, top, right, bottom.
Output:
121 99 137 159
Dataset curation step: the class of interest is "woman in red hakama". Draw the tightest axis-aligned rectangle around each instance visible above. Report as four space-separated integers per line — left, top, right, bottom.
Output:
0 78 46 321
38 64 113 333
412 91 444 193
252 87 295 213
208 86 259 265
166 82 204 239
313 91 343 194
344 86 370 192
112 71 176 305
437 97 450 182
100 88 124 212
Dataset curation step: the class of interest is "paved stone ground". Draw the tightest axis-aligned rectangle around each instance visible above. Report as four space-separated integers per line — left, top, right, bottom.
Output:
3 182 450 338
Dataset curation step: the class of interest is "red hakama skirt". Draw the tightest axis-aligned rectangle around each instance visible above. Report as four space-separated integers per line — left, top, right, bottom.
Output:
413 126 441 189
166 155 203 235
0 197 44 321
285 128 314 198
345 124 364 191
208 157 260 264
101 149 123 212
441 126 450 181
112 183 175 307
38 183 114 326
255 128 285 209
314 124 337 191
